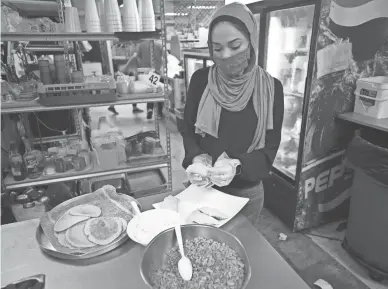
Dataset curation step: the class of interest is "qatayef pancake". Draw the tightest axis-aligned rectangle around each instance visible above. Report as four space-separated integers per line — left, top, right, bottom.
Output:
187 210 219 226
54 212 90 233
65 221 97 248
198 207 229 220
55 231 76 249
84 217 122 245
159 195 180 212
69 205 102 218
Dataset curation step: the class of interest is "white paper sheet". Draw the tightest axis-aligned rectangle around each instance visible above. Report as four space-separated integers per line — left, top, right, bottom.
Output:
153 184 249 228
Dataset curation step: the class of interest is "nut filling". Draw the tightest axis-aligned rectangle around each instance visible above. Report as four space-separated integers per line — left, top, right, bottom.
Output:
151 236 245 289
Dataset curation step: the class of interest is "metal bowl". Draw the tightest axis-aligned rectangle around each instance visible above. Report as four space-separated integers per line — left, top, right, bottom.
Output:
140 224 252 289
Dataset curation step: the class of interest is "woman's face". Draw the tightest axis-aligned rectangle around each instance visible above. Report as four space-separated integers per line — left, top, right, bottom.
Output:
211 21 250 59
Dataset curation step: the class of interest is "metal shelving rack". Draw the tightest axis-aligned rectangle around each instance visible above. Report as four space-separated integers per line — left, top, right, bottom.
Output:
1 0 173 194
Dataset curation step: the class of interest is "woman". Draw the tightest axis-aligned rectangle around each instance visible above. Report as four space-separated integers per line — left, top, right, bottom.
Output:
180 2 284 225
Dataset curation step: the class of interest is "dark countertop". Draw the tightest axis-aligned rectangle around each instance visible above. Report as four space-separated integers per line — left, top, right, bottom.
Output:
337 112 388 133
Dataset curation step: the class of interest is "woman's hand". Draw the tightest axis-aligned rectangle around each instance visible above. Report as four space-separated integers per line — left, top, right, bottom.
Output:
192 153 212 167
186 157 213 188
209 158 241 187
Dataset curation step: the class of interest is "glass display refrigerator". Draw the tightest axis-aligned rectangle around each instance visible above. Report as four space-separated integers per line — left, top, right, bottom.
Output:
182 48 212 95
247 0 355 231
176 48 212 121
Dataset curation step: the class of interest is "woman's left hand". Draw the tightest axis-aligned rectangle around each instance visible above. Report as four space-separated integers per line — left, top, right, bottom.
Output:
208 158 237 187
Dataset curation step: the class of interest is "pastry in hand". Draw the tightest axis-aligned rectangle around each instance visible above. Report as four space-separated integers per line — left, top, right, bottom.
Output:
186 163 209 177
198 207 228 220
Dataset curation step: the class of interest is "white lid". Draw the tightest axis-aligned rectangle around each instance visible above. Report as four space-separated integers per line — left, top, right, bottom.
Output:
357 76 388 89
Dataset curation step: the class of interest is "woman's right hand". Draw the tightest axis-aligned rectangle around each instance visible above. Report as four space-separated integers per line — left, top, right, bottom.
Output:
188 174 212 188
186 154 213 188
192 153 212 167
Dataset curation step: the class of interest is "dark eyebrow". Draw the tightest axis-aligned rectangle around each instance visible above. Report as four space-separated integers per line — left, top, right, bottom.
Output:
212 38 241 45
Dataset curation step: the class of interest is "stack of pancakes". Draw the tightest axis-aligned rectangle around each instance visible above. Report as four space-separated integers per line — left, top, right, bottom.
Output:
54 204 127 249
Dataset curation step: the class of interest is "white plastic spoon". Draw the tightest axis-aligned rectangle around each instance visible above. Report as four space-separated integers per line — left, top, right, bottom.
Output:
175 224 193 281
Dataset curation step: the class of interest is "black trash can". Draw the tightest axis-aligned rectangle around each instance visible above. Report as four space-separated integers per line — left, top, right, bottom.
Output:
343 135 388 282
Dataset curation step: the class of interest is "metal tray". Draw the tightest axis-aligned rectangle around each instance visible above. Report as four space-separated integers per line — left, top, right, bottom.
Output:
35 193 142 260
36 225 129 260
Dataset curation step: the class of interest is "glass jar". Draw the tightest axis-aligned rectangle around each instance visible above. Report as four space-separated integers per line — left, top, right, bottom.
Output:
63 156 74 172
43 156 56 176
23 138 42 179
73 156 86 171
54 158 65 173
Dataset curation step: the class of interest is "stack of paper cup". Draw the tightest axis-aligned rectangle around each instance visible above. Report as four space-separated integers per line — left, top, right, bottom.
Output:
104 0 122 32
85 0 101 32
137 0 143 31
65 7 82 32
138 0 156 31
96 0 106 32
122 0 141 32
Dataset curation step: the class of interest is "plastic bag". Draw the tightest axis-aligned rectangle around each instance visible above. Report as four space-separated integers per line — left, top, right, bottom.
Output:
346 135 388 186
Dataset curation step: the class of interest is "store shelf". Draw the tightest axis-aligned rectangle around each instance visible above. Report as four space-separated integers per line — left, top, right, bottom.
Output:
1 32 118 42
1 93 165 114
284 91 304 98
114 31 161 42
112 56 128 60
4 158 169 190
1 31 163 42
337 112 388 133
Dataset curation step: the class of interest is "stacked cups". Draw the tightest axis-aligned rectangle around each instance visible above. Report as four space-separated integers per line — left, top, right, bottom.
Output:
85 0 101 32
122 0 141 32
65 7 82 33
139 0 156 31
96 0 106 32
104 0 122 32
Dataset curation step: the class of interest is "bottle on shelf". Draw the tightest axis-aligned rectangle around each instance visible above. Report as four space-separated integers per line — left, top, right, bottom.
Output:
9 141 27 182
22 137 42 179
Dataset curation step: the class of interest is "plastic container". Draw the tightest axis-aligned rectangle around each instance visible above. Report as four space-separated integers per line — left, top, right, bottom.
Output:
354 76 388 119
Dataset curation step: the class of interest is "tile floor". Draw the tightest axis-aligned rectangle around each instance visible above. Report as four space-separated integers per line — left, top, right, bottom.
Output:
90 103 388 289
